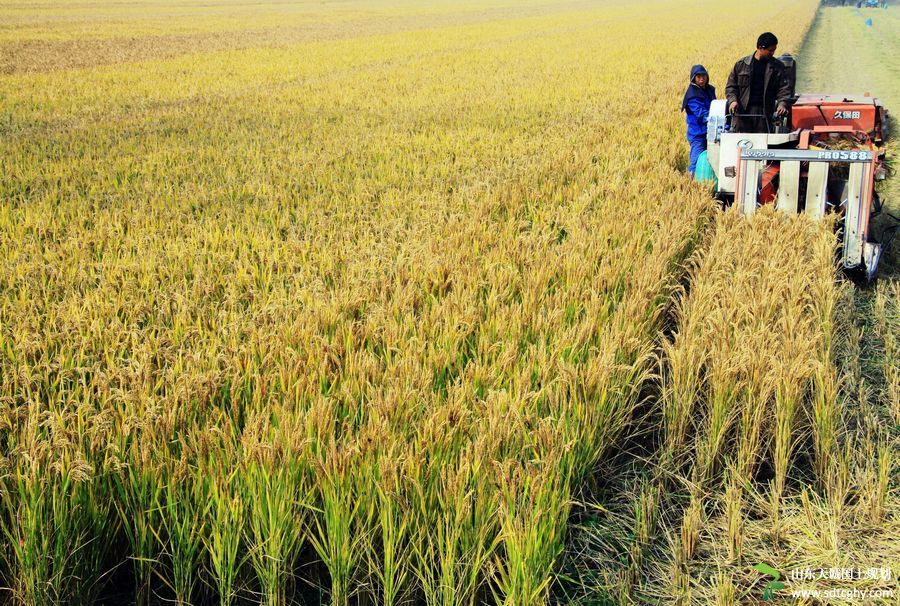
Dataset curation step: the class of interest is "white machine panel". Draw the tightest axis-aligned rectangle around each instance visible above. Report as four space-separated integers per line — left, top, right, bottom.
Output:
843 162 867 267
717 133 770 194
805 162 829 219
776 161 801 213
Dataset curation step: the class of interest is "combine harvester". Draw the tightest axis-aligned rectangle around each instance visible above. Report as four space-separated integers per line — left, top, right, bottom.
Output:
705 54 890 280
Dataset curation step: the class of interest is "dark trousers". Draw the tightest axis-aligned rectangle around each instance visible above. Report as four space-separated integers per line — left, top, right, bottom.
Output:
687 136 707 175
733 105 770 133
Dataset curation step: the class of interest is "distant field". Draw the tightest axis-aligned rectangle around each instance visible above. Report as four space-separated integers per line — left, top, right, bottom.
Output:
4 1 896 605
799 4 899 110
0 0 618 72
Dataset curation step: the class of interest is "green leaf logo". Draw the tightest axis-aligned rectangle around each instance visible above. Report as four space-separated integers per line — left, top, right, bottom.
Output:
753 563 785 601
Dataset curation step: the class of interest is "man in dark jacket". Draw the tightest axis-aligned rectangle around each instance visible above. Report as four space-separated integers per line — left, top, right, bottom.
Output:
725 32 792 133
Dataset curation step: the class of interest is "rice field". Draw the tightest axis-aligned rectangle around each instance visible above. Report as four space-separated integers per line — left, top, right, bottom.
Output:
0 1 895 605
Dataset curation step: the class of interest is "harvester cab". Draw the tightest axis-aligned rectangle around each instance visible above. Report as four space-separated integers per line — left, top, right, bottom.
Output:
705 55 890 280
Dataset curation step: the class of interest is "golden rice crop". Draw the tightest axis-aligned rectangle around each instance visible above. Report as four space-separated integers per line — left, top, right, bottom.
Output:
645 208 898 603
562 212 896 604
1 0 870 605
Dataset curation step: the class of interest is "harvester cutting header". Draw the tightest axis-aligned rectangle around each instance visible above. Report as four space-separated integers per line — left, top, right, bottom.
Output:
697 34 890 280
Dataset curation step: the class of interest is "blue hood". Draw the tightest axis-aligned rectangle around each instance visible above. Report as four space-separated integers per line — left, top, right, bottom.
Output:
682 64 715 112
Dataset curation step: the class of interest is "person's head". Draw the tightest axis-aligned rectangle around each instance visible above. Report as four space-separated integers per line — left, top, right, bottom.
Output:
755 32 778 60
690 64 709 87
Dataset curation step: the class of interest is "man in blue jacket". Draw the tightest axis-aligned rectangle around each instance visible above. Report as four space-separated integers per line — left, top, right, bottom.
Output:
682 64 716 176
